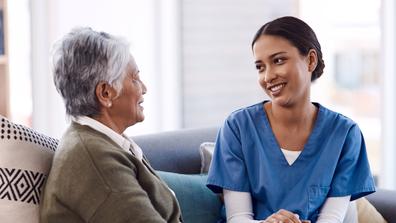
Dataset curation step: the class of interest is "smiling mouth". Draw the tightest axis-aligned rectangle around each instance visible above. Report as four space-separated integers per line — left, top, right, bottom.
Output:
138 100 144 109
268 83 286 93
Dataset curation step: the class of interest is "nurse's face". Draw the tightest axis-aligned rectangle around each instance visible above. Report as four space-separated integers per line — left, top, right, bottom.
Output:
253 34 314 108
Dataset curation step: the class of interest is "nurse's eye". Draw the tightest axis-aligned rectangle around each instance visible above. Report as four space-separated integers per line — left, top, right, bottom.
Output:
255 64 265 73
274 57 285 64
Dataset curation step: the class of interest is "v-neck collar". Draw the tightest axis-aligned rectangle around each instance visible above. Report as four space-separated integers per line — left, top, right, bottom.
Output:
259 101 323 168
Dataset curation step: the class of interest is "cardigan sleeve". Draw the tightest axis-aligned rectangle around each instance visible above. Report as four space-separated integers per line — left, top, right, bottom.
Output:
88 180 169 223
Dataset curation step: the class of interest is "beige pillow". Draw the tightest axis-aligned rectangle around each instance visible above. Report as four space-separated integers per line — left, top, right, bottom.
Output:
0 115 58 223
199 142 215 174
357 197 387 223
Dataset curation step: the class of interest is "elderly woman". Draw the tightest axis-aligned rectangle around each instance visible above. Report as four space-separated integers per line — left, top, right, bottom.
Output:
40 28 182 223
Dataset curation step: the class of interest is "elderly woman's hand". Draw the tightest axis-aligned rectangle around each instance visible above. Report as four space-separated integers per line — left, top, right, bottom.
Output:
261 209 304 223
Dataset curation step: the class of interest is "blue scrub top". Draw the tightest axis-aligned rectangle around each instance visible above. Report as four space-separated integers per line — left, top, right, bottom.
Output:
207 101 375 222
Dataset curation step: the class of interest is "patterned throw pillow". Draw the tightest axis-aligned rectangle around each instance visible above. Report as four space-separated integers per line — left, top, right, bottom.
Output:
0 115 58 223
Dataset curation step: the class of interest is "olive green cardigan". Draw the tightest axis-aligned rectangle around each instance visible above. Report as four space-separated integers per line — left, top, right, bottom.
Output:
40 123 182 223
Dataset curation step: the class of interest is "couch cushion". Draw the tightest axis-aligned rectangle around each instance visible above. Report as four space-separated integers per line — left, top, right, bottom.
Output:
157 171 222 223
0 116 58 223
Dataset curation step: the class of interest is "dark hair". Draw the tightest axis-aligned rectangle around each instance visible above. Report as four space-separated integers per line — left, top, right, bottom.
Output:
252 16 325 81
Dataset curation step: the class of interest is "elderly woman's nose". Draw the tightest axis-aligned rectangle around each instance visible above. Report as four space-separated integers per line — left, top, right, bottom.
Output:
141 81 147 94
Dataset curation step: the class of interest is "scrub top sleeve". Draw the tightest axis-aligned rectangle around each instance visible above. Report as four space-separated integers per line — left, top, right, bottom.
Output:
207 119 250 193
328 124 375 200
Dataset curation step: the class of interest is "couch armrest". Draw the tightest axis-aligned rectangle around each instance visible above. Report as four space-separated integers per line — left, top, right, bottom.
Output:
366 189 396 222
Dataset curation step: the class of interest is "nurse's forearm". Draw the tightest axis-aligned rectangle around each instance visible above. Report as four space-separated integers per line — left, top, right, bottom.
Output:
223 189 262 223
316 196 351 223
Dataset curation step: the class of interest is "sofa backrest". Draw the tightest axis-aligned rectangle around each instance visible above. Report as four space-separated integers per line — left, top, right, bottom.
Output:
133 127 219 174
366 189 396 222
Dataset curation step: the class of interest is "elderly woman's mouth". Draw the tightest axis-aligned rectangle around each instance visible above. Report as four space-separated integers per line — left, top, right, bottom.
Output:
138 100 144 108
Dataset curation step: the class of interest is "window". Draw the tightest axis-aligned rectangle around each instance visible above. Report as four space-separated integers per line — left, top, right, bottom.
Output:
300 0 383 181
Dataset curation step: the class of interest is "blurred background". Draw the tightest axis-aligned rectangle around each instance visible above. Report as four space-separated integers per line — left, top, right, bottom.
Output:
0 0 395 189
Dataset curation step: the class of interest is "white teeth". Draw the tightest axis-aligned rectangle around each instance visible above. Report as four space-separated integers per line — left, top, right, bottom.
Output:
270 84 284 92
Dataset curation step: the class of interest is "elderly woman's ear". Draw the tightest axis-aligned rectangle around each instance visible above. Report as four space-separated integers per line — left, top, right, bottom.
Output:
95 81 116 108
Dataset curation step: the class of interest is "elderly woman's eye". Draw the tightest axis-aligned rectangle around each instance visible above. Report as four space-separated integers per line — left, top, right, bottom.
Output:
130 74 138 82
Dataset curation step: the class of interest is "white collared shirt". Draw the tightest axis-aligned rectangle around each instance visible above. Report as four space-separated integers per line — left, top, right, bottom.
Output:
73 116 143 161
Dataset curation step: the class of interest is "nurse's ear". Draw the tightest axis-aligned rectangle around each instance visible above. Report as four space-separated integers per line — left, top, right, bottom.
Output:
307 49 318 73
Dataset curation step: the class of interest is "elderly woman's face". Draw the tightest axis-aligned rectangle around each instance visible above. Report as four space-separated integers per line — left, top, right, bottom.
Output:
111 58 147 128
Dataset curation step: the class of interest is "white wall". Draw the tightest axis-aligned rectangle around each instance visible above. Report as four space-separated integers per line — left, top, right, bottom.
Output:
180 0 295 128
381 0 396 189
7 0 32 125
30 0 65 139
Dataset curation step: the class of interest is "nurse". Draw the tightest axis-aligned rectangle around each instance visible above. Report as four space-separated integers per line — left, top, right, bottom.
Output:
206 16 375 223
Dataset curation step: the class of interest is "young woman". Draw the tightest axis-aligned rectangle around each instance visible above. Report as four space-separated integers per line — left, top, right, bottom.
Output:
207 16 375 223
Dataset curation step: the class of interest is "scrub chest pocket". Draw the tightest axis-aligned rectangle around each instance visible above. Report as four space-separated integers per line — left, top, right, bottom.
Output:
308 185 330 221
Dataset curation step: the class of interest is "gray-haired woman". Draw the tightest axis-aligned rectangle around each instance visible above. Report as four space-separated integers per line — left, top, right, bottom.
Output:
40 27 182 223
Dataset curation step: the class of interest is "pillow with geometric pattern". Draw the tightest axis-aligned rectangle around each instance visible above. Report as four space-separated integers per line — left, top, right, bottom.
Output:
0 115 58 223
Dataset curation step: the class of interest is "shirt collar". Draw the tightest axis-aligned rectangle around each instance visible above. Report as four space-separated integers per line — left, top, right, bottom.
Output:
72 116 142 160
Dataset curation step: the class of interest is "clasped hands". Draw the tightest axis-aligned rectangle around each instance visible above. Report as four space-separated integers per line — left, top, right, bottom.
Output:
260 209 310 223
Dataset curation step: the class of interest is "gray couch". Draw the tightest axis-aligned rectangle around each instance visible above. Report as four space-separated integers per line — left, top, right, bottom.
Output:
133 127 396 223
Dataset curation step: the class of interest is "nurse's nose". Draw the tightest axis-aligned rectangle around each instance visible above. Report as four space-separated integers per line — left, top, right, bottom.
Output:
264 66 277 83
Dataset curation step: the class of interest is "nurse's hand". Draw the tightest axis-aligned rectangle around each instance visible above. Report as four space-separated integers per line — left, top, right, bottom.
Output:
261 209 302 223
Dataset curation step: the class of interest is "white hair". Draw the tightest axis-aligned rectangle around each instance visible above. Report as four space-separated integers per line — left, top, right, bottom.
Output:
52 27 131 117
